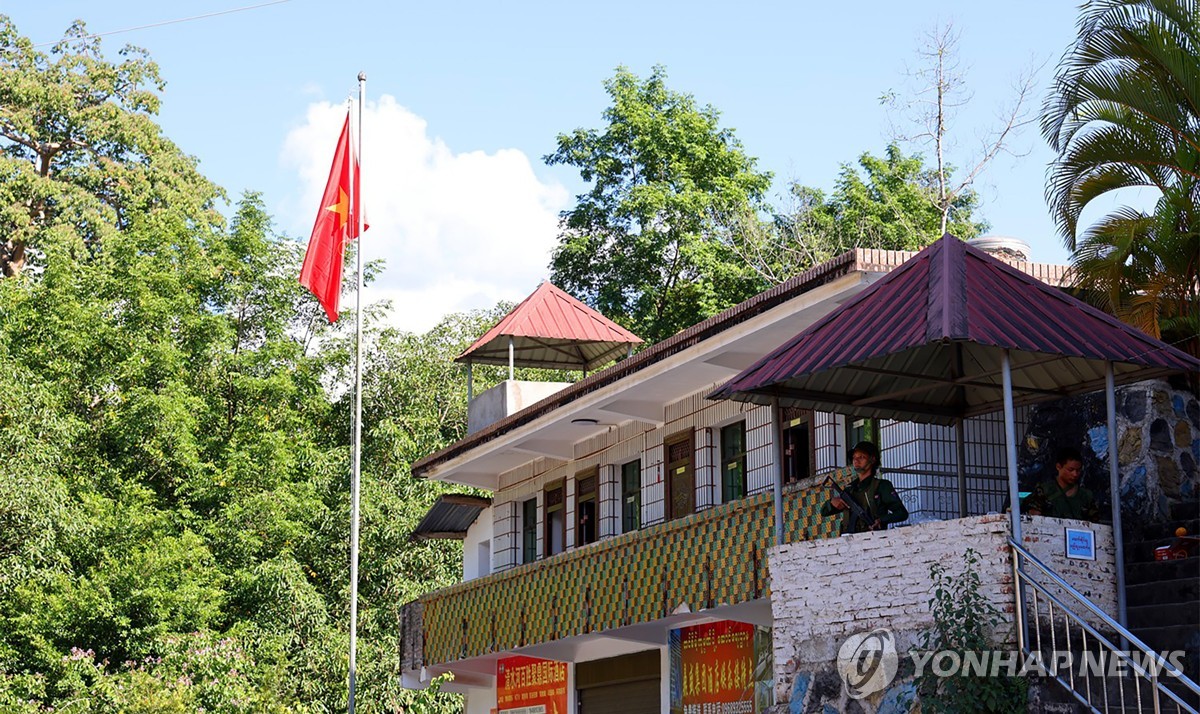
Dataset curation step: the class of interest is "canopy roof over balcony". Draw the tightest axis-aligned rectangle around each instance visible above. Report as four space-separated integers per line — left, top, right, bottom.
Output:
711 235 1199 423
457 281 643 372
410 494 492 541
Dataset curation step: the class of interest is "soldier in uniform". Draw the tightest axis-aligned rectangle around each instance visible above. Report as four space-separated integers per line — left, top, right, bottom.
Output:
1024 446 1100 522
820 440 909 535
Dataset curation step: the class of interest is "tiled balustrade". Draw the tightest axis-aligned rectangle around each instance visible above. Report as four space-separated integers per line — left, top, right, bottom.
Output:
411 482 838 666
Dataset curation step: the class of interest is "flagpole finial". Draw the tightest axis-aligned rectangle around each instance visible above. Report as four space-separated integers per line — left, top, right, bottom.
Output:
358 71 366 81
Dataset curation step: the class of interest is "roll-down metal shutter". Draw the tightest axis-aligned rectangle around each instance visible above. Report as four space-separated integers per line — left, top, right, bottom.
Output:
576 650 660 714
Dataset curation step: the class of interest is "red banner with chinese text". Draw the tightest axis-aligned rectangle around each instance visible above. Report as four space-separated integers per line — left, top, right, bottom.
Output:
679 620 755 713
497 655 568 714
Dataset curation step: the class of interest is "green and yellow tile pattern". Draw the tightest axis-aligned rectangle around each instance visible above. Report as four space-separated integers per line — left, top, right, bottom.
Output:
419 483 835 666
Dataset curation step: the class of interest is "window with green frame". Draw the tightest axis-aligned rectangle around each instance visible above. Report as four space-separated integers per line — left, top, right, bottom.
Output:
521 498 537 564
846 417 879 453
721 421 748 502
621 460 641 533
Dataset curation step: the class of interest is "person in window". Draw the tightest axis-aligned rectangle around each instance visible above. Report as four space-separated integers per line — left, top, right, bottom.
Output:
1024 447 1100 522
820 440 908 534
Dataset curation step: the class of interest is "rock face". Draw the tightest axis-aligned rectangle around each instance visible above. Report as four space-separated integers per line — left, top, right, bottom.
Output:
1020 379 1200 527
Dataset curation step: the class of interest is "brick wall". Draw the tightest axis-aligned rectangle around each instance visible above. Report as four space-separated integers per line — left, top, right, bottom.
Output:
768 514 1118 707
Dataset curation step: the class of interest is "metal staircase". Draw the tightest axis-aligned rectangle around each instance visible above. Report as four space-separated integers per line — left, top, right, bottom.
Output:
1010 540 1200 713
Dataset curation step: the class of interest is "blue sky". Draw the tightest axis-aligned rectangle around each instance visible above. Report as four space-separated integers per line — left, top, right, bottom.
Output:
10 1 1084 331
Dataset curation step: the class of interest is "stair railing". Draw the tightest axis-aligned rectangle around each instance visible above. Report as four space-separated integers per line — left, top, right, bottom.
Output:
1010 539 1199 714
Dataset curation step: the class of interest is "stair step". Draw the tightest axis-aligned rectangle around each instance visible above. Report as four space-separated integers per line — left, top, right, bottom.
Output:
1127 603 1199 629
1128 520 1195 547
1125 557 1200 585
1130 625 1200 654
1125 577 1200 607
1172 500 1200 522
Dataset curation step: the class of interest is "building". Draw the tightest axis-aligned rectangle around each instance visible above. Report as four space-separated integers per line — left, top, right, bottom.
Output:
400 237 1200 713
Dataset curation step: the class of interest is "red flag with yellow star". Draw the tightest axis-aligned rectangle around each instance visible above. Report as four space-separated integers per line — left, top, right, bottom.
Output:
301 111 364 322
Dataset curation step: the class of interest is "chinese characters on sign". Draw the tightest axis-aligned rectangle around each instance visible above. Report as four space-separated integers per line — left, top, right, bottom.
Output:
672 621 758 714
497 655 568 714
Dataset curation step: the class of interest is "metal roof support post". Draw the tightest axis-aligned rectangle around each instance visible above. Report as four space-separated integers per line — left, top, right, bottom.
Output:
1106 362 1128 631
1002 350 1029 647
466 361 473 403
955 417 967 518
772 397 785 547
508 336 514 381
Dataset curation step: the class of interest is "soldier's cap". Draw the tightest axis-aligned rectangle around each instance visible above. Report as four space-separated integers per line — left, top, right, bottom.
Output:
849 440 879 462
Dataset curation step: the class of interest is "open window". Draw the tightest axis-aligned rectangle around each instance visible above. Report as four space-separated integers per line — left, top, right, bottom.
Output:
544 481 565 557
521 498 537 564
576 469 598 547
621 460 641 533
721 421 748 502
781 407 815 484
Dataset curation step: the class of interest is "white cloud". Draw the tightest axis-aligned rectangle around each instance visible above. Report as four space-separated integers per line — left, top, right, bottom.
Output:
280 97 568 333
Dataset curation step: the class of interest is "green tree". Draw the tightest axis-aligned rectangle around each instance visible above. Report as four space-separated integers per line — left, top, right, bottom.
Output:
731 145 987 283
0 15 220 278
546 65 773 343
1043 0 1199 356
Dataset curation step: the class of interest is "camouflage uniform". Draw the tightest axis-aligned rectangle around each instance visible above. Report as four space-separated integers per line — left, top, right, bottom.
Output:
821 473 909 535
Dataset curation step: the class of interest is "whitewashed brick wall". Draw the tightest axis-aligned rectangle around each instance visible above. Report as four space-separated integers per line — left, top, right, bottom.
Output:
769 514 1016 667
769 514 1119 680
1021 516 1118 627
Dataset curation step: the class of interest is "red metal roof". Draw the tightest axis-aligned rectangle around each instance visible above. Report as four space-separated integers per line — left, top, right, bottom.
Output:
457 282 643 371
712 235 1199 423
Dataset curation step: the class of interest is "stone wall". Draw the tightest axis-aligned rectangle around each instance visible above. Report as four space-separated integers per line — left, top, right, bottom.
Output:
1019 378 1199 525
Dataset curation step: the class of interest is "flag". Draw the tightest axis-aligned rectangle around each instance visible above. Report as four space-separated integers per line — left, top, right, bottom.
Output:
301 111 364 323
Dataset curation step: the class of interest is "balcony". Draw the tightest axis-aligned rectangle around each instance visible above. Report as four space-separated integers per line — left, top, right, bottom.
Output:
405 482 840 668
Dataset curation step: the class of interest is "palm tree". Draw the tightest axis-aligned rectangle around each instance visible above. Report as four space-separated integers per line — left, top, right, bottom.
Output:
1043 0 1199 357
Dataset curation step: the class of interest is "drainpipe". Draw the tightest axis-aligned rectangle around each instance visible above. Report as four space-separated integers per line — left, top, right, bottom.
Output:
1106 362 1128 631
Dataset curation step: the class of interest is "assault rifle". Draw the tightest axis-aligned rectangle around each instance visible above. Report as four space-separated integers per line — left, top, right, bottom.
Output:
825 470 880 532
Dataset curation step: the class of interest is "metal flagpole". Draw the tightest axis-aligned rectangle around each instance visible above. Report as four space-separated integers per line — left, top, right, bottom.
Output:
348 71 366 714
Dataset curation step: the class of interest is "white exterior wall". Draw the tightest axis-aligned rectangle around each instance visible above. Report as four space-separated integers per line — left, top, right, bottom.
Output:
462 507 493 581
464 687 496 714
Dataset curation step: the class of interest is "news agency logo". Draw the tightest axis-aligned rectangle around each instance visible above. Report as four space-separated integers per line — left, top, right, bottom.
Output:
837 628 899 699
836 627 1189 699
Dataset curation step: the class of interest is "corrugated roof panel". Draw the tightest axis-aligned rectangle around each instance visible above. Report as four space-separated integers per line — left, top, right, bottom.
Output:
457 282 642 370
713 235 1199 422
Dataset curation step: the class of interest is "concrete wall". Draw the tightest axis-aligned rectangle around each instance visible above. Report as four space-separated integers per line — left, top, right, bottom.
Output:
467 380 571 435
462 507 494 582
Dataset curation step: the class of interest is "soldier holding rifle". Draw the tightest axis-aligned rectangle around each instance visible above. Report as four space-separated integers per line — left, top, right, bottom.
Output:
820 440 909 535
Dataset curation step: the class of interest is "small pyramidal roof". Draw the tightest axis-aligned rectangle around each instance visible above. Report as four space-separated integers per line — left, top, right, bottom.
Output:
457 282 643 371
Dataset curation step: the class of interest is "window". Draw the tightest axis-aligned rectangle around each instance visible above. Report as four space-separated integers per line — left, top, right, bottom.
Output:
721 421 748 502
576 469 598 547
521 498 537 564
665 430 695 521
544 482 565 557
846 417 879 453
621 460 641 533
781 407 814 484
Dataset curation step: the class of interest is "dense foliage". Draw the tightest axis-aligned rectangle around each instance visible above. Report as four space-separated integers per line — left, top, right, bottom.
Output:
546 65 773 344
731 145 986 283
1043 0 1199 356
0 17 509 713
